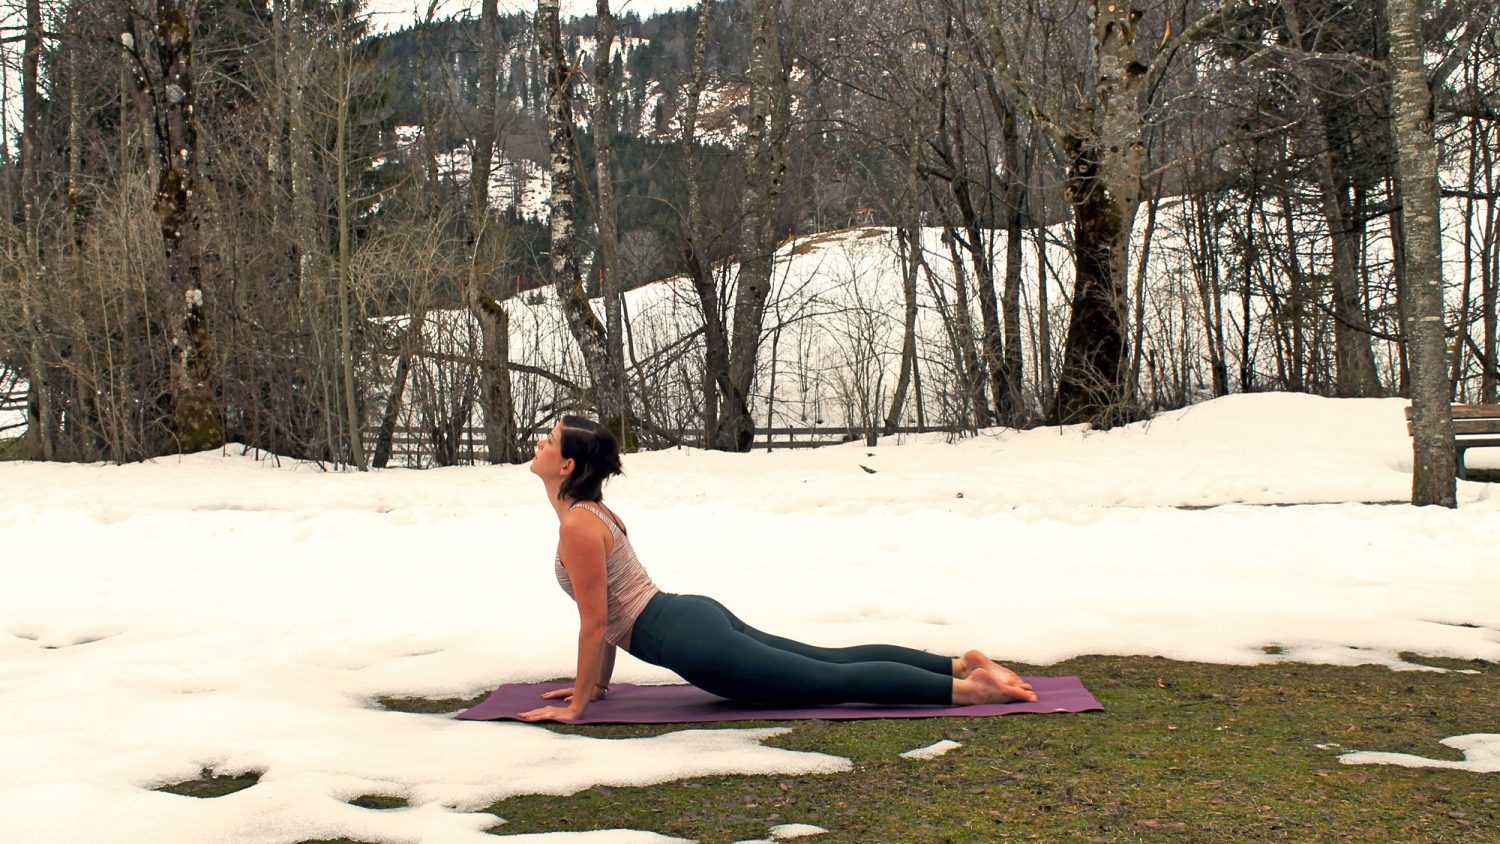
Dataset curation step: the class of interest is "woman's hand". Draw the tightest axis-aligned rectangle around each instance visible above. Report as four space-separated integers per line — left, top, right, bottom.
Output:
516 704 585 723
539 685 608 703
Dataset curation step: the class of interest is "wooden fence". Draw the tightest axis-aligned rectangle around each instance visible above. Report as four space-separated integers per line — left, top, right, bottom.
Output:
362 424 961 467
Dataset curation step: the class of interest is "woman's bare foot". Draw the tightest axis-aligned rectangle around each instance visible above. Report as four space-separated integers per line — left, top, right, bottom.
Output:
954 667 1039 705
957 649 1033 691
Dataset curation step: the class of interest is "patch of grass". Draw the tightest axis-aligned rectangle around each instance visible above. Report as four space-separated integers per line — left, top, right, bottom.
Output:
1397 652 1491 672
348 794 409 811
154 768 261 798
1466 467 1499 483
376 692 489 714
480 655 1499 842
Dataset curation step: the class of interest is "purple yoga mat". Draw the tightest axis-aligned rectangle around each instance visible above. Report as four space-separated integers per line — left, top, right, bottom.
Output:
456 676 1102 725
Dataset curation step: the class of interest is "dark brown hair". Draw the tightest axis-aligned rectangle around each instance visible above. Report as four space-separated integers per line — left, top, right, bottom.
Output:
557 415 624 502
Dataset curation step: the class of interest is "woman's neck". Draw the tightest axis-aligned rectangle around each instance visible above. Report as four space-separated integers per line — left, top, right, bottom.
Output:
545 480 573 520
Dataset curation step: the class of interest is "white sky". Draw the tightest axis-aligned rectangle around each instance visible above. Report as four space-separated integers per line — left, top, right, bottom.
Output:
2 392 1498 842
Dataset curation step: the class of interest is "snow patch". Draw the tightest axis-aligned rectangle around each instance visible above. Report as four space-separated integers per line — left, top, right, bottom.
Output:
900 740 963 760
1339 734 1500 773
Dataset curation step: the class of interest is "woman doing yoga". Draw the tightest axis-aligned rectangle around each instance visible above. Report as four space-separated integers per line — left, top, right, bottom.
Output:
516 415 1038 723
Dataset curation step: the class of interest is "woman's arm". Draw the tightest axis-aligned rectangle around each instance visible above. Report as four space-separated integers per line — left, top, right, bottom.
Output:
599 642 616 688
539 641 617 703
519 511 609 722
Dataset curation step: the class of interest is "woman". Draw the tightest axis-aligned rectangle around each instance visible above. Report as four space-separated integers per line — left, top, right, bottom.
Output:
518 415 1037 723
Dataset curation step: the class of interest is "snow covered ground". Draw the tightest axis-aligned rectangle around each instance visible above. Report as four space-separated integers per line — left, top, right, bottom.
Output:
2 393 1498 843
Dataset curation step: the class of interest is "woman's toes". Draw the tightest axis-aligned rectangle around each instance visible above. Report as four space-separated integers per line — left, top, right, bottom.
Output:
971 667 1038 703
964 650 1032 688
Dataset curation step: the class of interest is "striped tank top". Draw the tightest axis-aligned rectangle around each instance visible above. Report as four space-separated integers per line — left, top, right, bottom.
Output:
555 501 661 647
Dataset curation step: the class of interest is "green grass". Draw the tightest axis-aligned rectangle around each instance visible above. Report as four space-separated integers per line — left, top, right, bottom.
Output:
145 652 1498 842
154 768 261 798
456 655 1498 842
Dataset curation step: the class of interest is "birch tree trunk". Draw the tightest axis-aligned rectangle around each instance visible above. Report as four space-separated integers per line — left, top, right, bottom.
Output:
537 0 627 425
467 0 519 464
1388 0 1455 506
1050 0 1146 427
718 0 789 451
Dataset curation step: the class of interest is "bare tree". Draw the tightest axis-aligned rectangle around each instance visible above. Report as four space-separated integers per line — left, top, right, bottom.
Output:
717 0 791 451
17 0 53 458
883 129 925 435
467 0 521 464
680 0 732 447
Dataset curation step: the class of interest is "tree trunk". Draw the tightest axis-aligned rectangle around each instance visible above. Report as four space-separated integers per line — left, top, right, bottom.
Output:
718 0 789 452
681 0 727 447
1050 0 1146 427
592 0 631 443
155 1 222 453
884 225 921 434
943 229 988 428
19 0 53 459
288 0 318 299
537 0 627 425
333 26 367 470
1278 190 1310 392
467 0 520 464
884 126 925 435
373 314 420 471
1000 136 1027 424
980 0 1028 423
1483 142 1498 402
1129 193 1159 404
1388 0 1455 506
954 204 1007 424
1190 193 1230 397
1315 136 1384 398
1280 0 1382 398
928 23 1002 426
1033 138 1055 410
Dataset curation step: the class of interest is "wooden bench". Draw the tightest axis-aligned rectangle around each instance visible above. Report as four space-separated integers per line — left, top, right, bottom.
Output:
1404 404 1500 479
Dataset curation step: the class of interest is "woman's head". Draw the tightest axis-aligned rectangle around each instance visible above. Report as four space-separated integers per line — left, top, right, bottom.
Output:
538 415 623 502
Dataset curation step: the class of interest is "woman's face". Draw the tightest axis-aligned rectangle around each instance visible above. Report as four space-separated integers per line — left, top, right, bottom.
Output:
530 424 571 480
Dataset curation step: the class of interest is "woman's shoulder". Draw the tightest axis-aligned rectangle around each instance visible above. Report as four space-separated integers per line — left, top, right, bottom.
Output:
561 501 623 543
568 500 627 533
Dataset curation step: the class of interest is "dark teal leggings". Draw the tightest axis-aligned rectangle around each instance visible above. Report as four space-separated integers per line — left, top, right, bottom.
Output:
626 592 953 706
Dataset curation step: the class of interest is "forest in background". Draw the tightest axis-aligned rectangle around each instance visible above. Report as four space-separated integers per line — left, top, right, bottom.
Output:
0 0 1494 505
